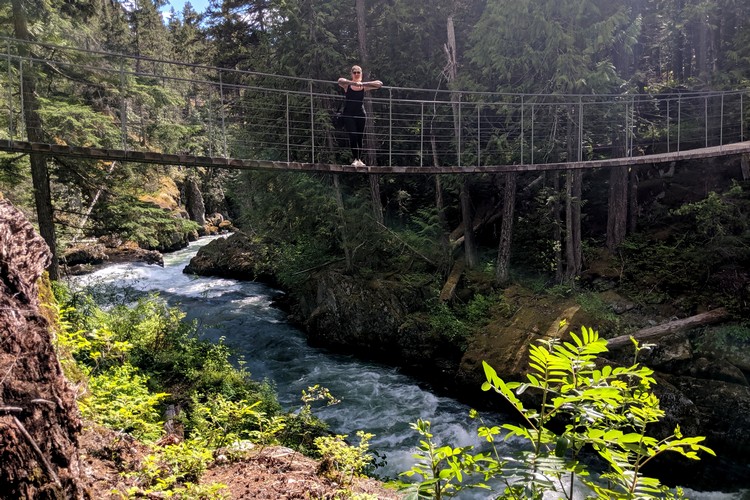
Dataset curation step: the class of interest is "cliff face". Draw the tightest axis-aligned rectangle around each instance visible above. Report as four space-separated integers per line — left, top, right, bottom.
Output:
0 198 83 499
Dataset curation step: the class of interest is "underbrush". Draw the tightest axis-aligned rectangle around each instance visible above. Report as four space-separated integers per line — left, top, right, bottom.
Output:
50 284 374 498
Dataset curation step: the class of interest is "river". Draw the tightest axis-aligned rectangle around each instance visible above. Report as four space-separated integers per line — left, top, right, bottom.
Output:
71 236 743 500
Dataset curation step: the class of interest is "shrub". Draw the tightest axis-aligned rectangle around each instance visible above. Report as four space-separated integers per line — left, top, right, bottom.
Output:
401 326 714 499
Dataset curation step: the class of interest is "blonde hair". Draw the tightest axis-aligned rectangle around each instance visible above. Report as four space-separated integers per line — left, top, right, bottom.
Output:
351 65 362 74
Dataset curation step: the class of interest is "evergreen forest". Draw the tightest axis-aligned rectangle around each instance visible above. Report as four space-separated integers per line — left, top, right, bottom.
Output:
1 0 750 499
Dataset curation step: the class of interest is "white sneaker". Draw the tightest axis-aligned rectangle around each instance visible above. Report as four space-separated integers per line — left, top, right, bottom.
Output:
356 159 366 167
351 160 359 166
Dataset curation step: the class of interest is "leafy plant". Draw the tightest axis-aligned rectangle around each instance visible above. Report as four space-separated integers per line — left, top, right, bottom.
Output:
190 393 285 454
401 326 714 499
315 430 375 487
399 419 492 500
122 440 227 499
79 363 168 442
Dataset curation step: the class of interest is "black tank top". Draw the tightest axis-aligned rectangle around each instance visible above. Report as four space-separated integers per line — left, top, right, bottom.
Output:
343 86 365 115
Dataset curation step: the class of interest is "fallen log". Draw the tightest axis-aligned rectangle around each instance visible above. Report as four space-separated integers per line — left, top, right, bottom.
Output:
607 307 729 349
439 259 465 302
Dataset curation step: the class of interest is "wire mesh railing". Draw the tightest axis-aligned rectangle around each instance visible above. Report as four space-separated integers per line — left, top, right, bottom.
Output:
1 37 748 169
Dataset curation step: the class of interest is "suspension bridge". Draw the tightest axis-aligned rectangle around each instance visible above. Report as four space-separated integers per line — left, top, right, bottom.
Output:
2 37 750 174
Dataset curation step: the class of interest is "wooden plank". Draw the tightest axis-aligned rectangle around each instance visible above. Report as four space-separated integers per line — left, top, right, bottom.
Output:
2 139 750 175
606 307 730 349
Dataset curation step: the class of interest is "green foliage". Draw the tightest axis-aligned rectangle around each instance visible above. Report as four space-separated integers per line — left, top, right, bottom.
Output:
189 394 285 453
717 324 750 342
123 440 228 499
402 326 714 499
670 182 747 242
80 364 168 442
280 385 338 455
576 292 621 330
463 293 495 325
619 184 750 311
315 431 375 487
399 418 493 500
92 196 200 250
428 302 469 346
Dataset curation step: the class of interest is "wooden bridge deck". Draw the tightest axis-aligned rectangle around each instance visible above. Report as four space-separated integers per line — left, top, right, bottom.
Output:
2 139 749 174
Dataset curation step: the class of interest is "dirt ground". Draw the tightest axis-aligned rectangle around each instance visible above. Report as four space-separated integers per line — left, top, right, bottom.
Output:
78 423 402 499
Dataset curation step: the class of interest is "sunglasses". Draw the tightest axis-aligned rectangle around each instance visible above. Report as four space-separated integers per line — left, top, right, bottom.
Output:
352 71 361 74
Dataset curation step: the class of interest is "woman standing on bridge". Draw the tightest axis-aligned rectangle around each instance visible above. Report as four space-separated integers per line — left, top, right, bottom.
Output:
338 65 382 167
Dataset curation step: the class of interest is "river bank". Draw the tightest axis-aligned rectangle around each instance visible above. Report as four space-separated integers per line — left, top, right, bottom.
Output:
184 232 750 495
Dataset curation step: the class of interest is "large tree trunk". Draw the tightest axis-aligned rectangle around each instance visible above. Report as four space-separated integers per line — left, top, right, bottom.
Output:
628 166 639 234
552 172 563 283
445 12 477 268
495 172 517 284
332 174 352 272
432 136 451 265
459 177 478 269
564 171 582 282
354 0 383 224
0 199 83 499
741 153 750 181
12 0 59 280
606 166 629 251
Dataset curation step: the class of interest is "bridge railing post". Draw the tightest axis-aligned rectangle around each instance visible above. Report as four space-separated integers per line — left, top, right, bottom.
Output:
705 94 709 149
530 102 535 165
677 95 681 152
578 96 583 162
420 101 424 168
457 93 462 168
6 39 13 140
388 88 392 167
519 96 523 165
720 93 724 148
477 100 482 167
18 59 24 140
119 62 127 151
219 71 227 158
667 99 671 153
286 92 290 162
309 81 314 163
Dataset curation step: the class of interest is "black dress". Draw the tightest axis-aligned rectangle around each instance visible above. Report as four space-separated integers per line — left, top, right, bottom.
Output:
343 85 366 162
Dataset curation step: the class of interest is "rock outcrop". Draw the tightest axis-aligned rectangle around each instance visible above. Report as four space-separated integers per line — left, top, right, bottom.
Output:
0 198 84 498
183 232 276 284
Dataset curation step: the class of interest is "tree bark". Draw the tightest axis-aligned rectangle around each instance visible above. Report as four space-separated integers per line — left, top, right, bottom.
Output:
445 12 476 268
741 153 750 181
432 136 451 265
0 199 83 499
552 172 563 283
572 170 582 274
607 308 729 349
606 165 629 251
12 0 59 280
460 176 478 269
628 166 639 234
564 172 575 281
495 172 517 285
332 174 352 272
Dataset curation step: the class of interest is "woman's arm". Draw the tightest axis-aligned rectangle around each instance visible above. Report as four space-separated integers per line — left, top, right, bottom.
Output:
362 80 383 90
338 77 349 90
